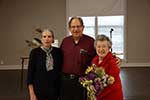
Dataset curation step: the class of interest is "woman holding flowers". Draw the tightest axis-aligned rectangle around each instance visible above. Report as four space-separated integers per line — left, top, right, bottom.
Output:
92 34 123 100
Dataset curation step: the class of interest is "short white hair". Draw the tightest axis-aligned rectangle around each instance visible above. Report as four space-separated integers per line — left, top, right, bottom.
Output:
94 34 112 48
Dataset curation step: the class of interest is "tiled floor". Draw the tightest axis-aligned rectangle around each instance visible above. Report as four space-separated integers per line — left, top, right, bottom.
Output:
0 67 150 100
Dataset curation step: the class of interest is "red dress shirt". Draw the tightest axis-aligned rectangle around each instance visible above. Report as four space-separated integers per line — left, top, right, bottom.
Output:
60 34 96 75
92 52 123 100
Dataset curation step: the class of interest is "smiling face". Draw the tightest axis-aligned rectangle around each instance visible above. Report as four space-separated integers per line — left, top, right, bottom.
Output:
41 30 54 49
95 40 110 59
69 18 84 40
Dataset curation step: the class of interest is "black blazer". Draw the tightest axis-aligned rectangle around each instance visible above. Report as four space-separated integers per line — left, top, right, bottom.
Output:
27 47 62 98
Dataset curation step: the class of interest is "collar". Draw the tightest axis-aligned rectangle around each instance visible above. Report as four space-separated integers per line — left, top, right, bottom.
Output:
41 46 53 53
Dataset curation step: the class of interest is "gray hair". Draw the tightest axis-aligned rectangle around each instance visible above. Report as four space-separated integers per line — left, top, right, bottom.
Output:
42 29 54 38
94 34 112 48
41 29 55 43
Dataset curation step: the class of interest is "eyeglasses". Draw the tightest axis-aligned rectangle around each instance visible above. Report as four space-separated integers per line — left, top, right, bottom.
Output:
70 25 83 29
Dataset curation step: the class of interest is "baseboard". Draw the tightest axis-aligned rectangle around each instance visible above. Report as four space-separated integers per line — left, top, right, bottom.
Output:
0 63 150 70
121 63 150 67
0 65 28 70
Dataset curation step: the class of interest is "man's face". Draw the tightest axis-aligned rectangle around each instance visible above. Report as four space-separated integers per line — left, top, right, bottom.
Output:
69 18 84 40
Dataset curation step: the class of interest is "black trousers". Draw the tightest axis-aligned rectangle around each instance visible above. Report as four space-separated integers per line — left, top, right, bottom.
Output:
60 75 86 100
35 89 59 100
36 95 58 100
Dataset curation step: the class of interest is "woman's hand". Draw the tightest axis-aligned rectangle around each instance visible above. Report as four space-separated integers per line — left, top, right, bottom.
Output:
113 53 122 67
30 93 37 100
28 85 37 100
116 57 122 67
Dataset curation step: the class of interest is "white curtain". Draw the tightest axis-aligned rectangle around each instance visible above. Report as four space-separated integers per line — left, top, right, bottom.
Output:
66 0 126 16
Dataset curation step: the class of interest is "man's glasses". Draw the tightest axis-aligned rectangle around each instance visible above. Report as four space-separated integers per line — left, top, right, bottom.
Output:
70 25 83 29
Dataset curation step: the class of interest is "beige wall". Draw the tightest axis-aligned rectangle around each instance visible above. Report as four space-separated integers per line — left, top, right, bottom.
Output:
0 0 150 66
126 0 150 63
149 1 150 62
0 0 66 65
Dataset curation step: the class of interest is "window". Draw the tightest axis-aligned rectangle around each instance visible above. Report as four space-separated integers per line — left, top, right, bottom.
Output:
69 16 124 59
81 17 95 39
98 16 124 59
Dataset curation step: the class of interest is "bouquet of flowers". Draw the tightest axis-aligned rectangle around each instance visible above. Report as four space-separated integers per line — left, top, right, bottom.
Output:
79 64 115 100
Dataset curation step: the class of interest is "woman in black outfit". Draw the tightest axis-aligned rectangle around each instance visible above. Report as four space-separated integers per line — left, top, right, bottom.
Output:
27 29 62 100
